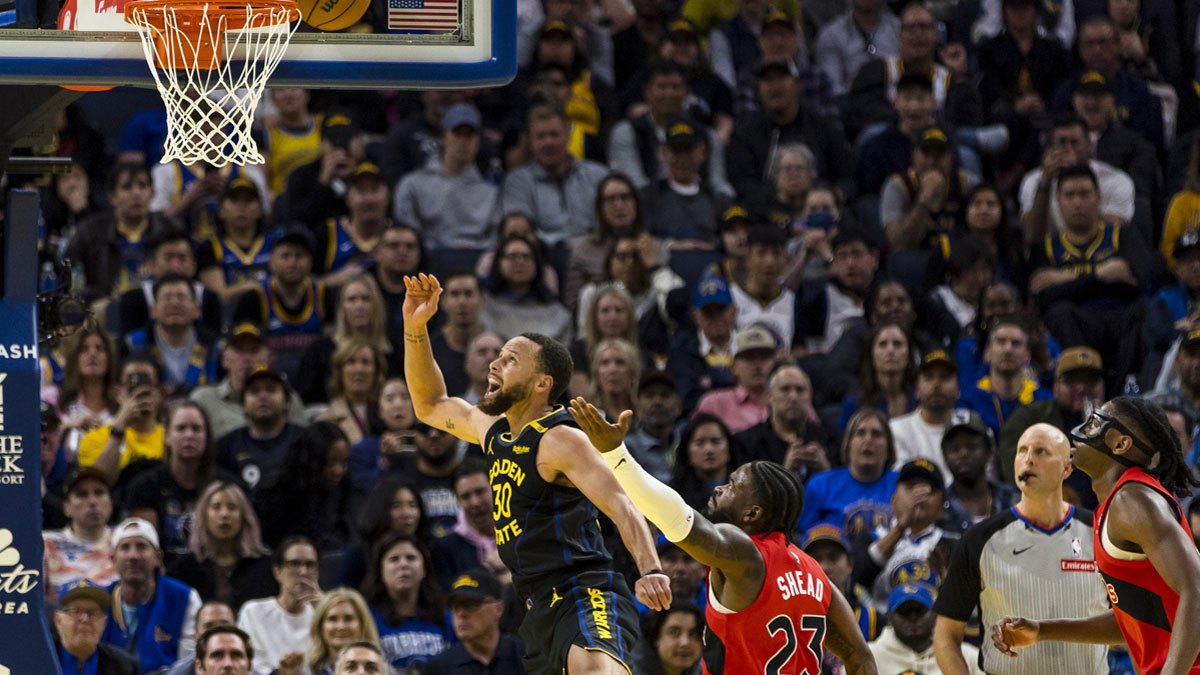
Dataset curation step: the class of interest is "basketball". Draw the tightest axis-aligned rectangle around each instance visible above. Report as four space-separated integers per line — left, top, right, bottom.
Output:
298 0 369 31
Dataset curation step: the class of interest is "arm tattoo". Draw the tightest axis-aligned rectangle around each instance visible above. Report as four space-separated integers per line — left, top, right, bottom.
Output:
404 333 426 344
824 619 857 661
445 420 456 429
683 520 758 567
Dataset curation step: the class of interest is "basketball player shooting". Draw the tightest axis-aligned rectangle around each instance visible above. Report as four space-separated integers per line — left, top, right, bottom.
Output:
993 397 1200 675
401 273 671 675
568 398 879 675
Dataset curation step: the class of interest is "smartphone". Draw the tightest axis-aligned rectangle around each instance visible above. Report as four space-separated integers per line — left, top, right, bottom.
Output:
127 372 153 393
804 212 835 230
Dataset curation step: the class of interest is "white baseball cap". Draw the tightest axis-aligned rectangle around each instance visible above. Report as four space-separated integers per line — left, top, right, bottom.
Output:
111 517 160 550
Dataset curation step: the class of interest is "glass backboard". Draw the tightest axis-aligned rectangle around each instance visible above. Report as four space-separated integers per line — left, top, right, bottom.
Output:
0 0 515 89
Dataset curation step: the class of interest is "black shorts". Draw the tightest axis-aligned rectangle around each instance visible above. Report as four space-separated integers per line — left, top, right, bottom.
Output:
517 569 640 674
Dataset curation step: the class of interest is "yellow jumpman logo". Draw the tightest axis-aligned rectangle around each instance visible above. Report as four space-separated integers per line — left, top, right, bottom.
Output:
550 588 563 607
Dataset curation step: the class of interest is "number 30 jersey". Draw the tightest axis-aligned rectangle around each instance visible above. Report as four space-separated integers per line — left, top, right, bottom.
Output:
482 406 611 598
703 531 832 675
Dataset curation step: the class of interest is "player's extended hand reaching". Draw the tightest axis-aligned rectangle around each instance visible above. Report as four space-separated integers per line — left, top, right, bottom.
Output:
568 397 632 453
992 617 1040 657
402 273 442 326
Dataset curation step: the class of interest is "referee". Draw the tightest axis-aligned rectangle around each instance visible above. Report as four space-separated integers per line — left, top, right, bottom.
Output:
932 423 1110 674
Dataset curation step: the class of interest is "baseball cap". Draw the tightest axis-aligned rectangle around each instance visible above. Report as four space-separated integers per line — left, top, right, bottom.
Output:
756 57 798 79
41 400 61 430
639 369 677 391
692 272 732 309
349 162 385 189
58 579 111 611
277 225 316 256
1176 228 1200 257
224 323 264 350
1056 346 1103 377
66 466 110 495
321 111 361 148
442 103 482 132
763 9 794 30
111 517 160 550
918 349 957 374
801 524 850 552
897 458 946 492
222 176 260 200
664 121 702 149
720 205 753 230
667 17 698 40
918 126 950 151
541 19 571 37
943 408 991 441
888 583 935 613
733 324 778 358
243 365 285 392
1077 70 1109 94
447 568 503 602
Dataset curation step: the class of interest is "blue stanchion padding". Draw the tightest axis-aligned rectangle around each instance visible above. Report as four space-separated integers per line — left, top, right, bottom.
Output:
0 190 62 675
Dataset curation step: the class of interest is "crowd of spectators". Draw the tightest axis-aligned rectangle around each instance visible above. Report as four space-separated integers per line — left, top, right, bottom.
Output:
14 0 1200 669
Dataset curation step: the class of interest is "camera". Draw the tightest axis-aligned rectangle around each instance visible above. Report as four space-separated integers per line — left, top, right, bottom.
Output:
37 255 87 345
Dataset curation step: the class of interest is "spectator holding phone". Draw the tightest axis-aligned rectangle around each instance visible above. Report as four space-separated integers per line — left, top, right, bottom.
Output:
77 355 166 485
237 536 321 673
783 183 842 288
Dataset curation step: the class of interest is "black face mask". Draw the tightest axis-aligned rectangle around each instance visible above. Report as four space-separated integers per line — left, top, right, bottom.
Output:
1069 410 1143 468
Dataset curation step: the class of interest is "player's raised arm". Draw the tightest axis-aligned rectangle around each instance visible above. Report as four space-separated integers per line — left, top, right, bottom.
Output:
568 399 766 586
402 273 493 444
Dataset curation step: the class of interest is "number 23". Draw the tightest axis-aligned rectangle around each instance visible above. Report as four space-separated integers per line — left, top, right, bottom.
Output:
764 614 826 675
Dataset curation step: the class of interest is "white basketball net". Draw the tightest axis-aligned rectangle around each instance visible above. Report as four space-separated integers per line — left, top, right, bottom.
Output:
126 2 299 167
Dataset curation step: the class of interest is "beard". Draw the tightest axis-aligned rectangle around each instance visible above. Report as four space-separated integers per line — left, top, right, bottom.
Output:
706 497 733 525
476 380 531 416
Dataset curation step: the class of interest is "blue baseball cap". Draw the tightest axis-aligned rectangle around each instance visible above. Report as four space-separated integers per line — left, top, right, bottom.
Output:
888 583 935 613
59 579 111 610
693 272 732 309
442 103 482 132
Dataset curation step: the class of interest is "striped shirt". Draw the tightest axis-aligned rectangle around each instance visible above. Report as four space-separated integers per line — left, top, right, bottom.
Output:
934 505 1109 675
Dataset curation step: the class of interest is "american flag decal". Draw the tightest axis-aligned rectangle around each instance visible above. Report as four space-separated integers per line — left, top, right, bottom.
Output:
388 0 459 31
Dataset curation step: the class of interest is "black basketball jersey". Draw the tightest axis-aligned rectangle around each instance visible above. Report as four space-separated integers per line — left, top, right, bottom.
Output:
483 406 612 595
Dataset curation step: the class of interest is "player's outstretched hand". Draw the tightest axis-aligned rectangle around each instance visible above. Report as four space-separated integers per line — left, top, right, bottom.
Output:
402 273 442 326
635 572 672 611
568 397 632 453
992 617 1040 657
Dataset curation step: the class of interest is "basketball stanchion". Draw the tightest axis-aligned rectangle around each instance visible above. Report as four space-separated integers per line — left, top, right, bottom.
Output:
124 0 301 166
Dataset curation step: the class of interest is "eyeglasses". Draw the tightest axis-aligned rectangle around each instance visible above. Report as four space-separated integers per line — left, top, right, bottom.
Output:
283 559 318 571
60 608 105 621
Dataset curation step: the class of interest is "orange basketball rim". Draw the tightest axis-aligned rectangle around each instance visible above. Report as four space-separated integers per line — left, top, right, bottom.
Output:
124 0 300 70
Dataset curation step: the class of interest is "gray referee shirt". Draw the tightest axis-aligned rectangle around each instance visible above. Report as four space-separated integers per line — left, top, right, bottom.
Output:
934 505 1110 675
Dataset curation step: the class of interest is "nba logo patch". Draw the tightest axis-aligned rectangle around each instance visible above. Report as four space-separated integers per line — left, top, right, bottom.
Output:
1071 537 1082 559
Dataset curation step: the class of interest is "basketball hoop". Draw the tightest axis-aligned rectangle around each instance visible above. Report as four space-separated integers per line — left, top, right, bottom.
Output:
125 0 300 167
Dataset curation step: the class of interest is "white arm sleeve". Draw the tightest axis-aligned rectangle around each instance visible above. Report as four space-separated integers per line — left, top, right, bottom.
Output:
603 444 695 542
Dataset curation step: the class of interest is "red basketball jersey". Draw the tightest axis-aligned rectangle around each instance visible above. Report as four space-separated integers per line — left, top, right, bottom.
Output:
703 531 833 675
1093 468 1200 675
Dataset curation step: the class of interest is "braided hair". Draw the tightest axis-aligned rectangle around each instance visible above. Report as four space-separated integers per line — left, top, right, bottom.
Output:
744 461 806 541
1108 396 1200 499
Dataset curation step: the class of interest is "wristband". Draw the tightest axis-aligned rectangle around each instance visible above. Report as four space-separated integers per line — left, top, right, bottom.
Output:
109 426 126 438
640 569 665 578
